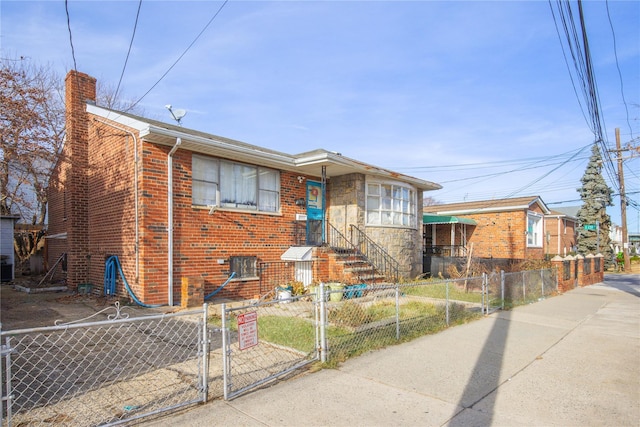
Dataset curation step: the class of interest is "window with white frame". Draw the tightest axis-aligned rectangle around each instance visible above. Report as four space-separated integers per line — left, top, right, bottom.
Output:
366 181 416 227
192 155 280 212
527 212 543 247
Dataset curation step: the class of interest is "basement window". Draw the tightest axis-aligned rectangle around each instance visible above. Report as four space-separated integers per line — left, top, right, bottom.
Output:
229 256 258 279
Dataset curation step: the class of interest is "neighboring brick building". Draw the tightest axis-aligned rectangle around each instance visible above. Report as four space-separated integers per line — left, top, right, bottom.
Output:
544 206 578 257
423 196 550 261
47 71 441 305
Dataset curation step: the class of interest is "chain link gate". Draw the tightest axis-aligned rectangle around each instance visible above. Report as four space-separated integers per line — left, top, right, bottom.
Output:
1 303 211 426
221 296 319 400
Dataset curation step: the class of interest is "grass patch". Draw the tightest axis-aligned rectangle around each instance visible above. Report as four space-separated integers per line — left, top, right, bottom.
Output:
209 314 317 353
256 316 316 353
403 282 483 303
210 299 482 369
324 300 481 366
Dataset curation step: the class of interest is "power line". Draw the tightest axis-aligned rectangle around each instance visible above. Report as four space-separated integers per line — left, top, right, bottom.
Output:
395 148 591 173
126 0 229 112
548 0 619 194
115 0 143 101
605 0 635 140
64 0 78 73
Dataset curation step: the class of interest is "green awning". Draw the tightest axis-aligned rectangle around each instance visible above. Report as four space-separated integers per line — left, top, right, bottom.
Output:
423 214 477 226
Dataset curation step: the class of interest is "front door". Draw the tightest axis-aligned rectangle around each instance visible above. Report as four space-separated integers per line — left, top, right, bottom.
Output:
306 181 324 245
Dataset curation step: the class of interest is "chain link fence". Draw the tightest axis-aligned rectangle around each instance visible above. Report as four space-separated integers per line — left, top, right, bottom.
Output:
321 278 484 364
221 296 319 400
1 304 210 426
486 268 558 312
2 267 559 423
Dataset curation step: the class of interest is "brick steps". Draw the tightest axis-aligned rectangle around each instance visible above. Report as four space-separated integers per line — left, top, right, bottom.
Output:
329 248 385 284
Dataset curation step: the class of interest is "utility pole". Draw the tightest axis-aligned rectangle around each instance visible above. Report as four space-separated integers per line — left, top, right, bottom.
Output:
615 128 630 272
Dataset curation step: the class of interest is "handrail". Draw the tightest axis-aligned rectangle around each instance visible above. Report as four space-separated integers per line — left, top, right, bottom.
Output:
350 225 400 283
326 224 371 284
327 223 353 252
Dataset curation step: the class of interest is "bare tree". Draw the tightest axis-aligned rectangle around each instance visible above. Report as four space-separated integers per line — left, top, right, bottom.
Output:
97 79 145 114
423 196 441 207
0 58 65 266
2 59 146 269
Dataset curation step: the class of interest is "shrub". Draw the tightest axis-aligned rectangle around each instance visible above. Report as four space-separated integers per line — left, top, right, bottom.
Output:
328 301 372 327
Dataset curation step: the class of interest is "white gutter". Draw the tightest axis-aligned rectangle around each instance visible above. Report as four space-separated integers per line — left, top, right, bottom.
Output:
167 137 181 306
94 118 141 284
141 125 294 165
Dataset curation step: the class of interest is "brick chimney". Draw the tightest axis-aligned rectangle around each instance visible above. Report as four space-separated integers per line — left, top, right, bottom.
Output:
64 71 96 289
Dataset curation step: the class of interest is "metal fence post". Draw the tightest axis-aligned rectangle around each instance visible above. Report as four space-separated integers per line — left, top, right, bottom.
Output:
483 273 488 314
221 303 229 400
201 303 209 403
501 270 505 310
445 280 450 326
395 283 400 340
541 269 545 297
2 337 14 425
522 271 526 303
314 293 320 361
319 282 327 363
481 274 486 315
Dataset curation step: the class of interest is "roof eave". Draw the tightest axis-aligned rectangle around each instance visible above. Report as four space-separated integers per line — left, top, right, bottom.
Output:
88 103 441 190
295 151 442 191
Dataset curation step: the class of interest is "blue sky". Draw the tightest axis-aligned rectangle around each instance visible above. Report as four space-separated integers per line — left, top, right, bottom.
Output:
2 1 639 231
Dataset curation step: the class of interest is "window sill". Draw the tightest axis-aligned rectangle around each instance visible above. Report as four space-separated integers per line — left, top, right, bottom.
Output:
231 276 259 282
364 224 417 230
193 205 282 216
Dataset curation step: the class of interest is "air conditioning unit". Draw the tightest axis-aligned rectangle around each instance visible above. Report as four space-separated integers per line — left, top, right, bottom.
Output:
295 214 307 221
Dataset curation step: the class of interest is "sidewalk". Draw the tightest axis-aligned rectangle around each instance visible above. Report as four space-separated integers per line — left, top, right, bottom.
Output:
145 274 640 427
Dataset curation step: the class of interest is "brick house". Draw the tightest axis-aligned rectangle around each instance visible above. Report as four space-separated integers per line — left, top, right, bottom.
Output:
47 71 441 305
544 206 578 257
423 196 550 263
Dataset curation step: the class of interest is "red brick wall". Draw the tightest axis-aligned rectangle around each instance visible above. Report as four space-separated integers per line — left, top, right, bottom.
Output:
458 211 527 259
86 120 139 297
79 123 315 304
544 217 577 257
428 209 546 261
47 71 97 288
552 254 603 292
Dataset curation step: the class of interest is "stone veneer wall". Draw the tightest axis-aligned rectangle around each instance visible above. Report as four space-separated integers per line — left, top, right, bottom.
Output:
327 173 424 279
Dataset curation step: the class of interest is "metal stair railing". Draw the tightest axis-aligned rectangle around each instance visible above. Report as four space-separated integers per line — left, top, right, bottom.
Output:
350 225 399 283
327 222 353 253
327 223 376 284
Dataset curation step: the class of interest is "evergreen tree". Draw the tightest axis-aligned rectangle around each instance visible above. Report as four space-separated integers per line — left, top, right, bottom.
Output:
576 143 614 264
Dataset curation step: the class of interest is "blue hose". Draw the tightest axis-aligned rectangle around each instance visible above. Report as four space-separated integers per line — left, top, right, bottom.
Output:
205 272 236 300
104 255 162 308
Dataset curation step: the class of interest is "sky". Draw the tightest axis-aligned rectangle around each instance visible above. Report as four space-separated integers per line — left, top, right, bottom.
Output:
2 0 639 231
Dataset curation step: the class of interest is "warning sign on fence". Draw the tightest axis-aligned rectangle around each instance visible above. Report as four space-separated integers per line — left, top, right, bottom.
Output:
237 311 258 350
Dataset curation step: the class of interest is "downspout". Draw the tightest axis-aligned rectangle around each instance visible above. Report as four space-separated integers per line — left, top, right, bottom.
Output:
94 119 140 283
167 138 181 306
